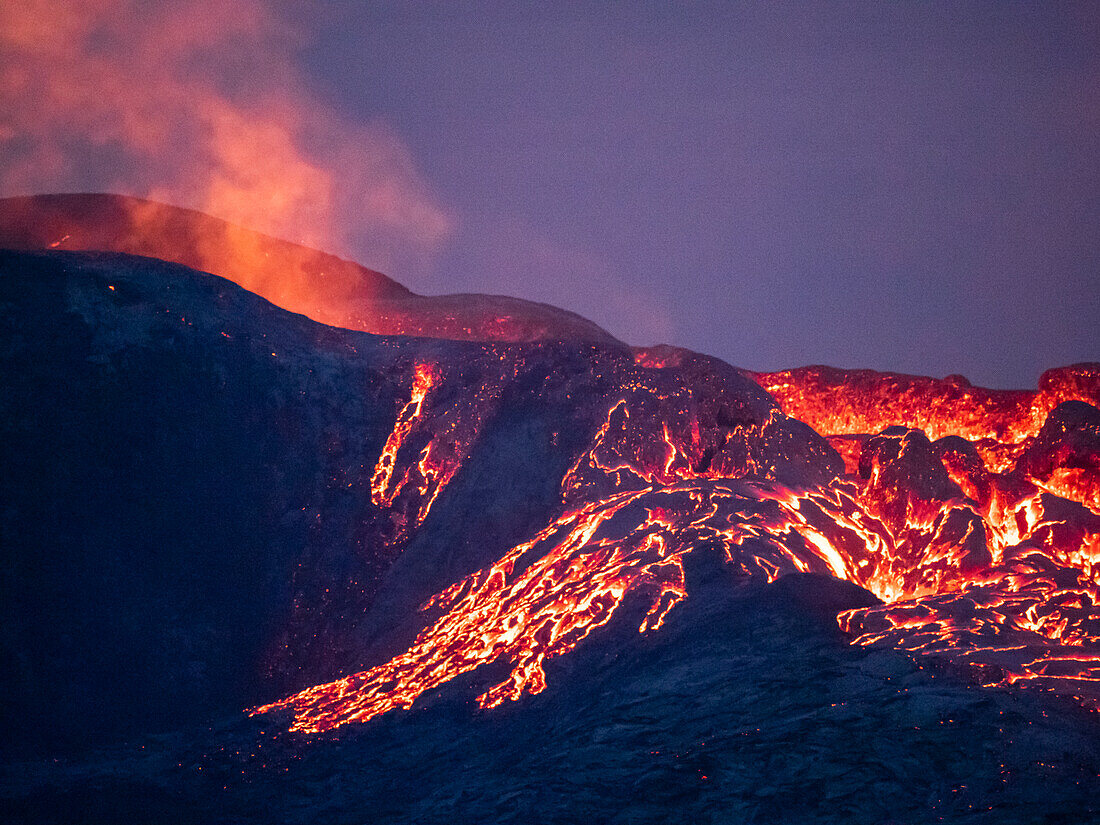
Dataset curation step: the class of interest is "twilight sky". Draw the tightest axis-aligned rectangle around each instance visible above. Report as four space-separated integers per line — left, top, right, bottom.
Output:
2 1 1097 387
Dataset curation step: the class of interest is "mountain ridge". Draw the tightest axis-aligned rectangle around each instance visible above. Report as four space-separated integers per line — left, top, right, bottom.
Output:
0 193 622 346
2 216 1099 822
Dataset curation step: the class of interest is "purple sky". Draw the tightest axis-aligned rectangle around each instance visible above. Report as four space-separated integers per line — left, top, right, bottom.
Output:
4 2 1098 387
293 2 1100 388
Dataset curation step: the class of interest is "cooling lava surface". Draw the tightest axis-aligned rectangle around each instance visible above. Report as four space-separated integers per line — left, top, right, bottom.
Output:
1 216 1099 823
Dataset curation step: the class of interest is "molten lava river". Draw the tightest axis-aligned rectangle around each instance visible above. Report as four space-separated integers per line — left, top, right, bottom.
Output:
253 357 1100 735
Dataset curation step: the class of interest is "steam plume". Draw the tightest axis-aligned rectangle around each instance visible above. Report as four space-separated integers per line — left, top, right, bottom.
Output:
0 0 452 273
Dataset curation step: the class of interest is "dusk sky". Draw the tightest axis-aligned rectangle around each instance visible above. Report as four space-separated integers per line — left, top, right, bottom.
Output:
2 1 1097 387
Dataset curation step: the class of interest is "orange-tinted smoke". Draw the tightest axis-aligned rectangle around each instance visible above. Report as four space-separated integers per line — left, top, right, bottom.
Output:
0 0 452 275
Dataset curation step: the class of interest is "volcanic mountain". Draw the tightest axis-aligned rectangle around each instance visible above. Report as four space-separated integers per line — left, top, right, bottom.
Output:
0 193 619 345
2 195 1099 823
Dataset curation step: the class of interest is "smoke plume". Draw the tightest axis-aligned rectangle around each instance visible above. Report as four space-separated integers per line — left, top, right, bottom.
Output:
0 0 452 273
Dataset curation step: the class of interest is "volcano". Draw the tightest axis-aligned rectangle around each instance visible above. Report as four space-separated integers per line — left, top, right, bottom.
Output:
0 194 619 346
2 194 1099 824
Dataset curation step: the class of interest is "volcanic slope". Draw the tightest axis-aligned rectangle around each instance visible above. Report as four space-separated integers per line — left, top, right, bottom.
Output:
1 246 1099 823
0 193 620 345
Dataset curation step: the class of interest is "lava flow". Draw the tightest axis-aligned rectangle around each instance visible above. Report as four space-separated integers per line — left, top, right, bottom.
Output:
254 357 1100 733
14 185 1095 738
369 362 442 514
751 364 1100 473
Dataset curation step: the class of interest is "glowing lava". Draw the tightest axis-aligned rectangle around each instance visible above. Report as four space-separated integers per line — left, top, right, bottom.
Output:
5 194 1096 742
751 364 1100 457
255 360 1100 733
370 362 440 511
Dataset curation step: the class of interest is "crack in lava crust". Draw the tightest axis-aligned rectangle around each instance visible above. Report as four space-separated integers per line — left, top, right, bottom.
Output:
253 364 1100 734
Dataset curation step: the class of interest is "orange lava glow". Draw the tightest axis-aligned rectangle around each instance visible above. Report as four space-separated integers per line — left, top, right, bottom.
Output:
751 364 1100 447
0 193 620 345
6 0 1094 738
253 361 1100 732
370 363 440 510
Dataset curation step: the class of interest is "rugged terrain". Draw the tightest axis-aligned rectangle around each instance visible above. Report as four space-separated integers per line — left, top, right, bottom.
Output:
2 197 1099 823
